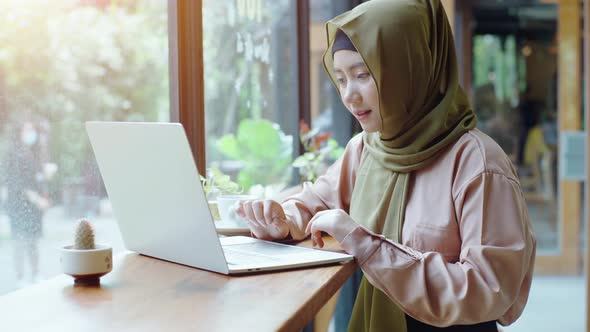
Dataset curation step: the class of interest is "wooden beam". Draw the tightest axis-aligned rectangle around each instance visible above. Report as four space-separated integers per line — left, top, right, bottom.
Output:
535 255 579 274
584 0 590 329
557 0 582 274
170 0 205 175
297 0 311 130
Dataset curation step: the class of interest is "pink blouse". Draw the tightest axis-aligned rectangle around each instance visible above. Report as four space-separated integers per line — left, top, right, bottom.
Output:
281 129 536 327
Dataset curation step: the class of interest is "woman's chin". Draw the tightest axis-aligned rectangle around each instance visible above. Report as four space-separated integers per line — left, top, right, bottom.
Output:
361 125 380 133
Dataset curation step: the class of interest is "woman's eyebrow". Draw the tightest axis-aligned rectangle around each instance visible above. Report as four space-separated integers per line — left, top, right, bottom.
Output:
333 62 367 73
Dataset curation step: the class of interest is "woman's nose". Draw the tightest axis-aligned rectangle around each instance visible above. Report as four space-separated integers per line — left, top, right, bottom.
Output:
342 83 361 105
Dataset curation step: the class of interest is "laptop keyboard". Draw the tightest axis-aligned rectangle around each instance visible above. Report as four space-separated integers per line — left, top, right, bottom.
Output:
222 241 316 265
223 247 280 265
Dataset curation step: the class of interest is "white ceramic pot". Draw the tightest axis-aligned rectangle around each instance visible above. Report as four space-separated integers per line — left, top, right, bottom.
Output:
60 244 112 285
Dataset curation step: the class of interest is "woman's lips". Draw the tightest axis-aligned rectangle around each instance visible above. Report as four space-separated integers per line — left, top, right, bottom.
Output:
354 110 371 121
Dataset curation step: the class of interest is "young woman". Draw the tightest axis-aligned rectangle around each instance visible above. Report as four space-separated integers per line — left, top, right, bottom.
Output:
237 1 535 330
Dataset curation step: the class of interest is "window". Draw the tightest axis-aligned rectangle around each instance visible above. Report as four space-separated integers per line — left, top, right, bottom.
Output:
0 0 169 294
472 33 559 252
202 0 300 198
309 0 358 147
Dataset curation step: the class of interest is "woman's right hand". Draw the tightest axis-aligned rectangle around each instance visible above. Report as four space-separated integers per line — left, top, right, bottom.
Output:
236 200 290 240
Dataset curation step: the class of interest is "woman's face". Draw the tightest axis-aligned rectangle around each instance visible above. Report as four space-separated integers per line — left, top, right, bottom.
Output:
333 50 381 133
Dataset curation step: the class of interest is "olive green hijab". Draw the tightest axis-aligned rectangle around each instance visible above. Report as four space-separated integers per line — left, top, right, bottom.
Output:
322 0 476 331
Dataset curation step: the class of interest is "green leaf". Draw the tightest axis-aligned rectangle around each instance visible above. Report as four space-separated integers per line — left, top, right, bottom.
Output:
327 139 345 160
236 119 282 159
216 134 241 160
292 156 308 168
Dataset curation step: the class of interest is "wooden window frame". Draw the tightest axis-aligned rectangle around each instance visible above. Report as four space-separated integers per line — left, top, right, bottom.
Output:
297 0 311 131
169 0 206 175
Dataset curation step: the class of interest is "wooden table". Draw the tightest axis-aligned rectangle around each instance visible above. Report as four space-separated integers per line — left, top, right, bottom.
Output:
0 237 356 332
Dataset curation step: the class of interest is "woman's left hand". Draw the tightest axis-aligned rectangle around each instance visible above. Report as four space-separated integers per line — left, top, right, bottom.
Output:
305 209 358 248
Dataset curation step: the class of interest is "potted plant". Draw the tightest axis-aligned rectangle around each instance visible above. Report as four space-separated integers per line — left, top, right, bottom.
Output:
215 119 293 191
60 219 112 285
200 167 255 225
293 120 345 183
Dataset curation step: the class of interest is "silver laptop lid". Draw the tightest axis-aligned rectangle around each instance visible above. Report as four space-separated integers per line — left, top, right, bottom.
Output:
86 121 229 274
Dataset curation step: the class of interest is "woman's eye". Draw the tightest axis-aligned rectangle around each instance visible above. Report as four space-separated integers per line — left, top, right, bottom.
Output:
336 78 346 85
357 72 369 79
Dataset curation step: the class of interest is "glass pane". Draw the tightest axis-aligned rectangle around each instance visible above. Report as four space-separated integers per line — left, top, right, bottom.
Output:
203 0 298 199
0 0 169 294
308 0 355 182
309 0 348 137
473 32 558 252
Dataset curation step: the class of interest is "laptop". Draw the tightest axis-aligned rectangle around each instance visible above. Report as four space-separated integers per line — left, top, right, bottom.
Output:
85 121 353 274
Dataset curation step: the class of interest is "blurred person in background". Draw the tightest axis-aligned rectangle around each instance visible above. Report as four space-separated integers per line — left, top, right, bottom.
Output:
3 120 50 285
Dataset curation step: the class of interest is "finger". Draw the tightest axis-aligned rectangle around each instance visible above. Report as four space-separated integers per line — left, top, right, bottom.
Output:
246 220 268 239
235 201 246 218
243 201 262 228
230 201 242 220
316 234 324 248
234 201 244 217
251 200 266 224
263 200 274 223
306 212 322 234
242 213 269 238
311 231 324 248
305 218 313 234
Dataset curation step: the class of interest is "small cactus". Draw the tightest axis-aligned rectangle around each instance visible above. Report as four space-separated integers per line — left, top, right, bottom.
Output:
74 219 95 250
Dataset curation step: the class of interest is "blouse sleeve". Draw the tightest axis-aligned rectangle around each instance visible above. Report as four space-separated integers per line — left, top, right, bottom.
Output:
281 134 363 240
337 172 536 327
